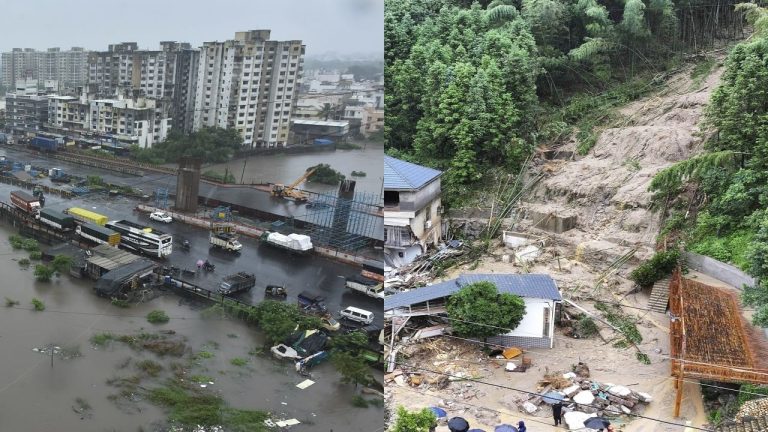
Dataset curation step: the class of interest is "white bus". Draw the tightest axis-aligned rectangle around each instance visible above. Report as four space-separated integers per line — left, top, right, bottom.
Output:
105 220 173 258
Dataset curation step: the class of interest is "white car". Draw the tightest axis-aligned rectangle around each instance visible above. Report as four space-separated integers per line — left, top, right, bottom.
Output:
149 211 172 223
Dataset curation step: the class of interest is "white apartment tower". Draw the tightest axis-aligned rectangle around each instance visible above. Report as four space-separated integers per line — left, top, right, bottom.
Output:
1 47 87 89
193 30 304 148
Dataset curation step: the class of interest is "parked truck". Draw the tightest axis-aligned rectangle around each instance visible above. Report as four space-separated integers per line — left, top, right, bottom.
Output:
345 276 385 300
209 232 242 252
297 291 328 314
10 190 41 215
66 207 108 226
30 136 61 152
37 208 75 231
218 272 256 295
260 231 313 254
48 168 71 183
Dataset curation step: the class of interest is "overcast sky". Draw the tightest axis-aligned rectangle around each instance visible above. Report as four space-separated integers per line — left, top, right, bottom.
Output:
0 0 383 57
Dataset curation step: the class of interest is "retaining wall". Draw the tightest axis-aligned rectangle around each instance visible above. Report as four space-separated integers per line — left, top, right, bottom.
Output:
684 251 757 290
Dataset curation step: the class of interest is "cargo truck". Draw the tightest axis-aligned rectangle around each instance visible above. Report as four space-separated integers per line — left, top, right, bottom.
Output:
66 207 108 226
218 272 256 295
37 208 75 231
345 276 385 300
30 136 61 152
209 232 242 252
10 190 41 215
260 231 313 254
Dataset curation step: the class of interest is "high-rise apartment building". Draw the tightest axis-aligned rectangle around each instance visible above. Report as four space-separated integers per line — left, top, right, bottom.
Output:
193 30 304 148
1 47 87 89
87 42 199 132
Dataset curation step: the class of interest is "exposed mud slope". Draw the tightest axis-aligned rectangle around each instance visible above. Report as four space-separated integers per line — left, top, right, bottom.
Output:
522 62 725 261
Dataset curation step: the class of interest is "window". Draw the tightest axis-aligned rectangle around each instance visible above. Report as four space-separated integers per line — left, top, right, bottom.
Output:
425 204 431 223
543 306 550 337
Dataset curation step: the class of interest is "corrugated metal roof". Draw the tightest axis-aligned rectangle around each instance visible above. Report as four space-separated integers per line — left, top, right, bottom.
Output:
384 273 561 310
384 156 442 191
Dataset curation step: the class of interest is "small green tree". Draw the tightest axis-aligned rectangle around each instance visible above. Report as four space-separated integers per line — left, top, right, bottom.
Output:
146 310 170 324
330 351 375 388
392 407 437 432
330 331 369 354
51 254 73 273
255 301 322 344
446 281 526 345
34 265 55 282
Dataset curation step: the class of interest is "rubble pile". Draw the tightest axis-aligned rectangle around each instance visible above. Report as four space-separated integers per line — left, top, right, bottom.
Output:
736 398 768 421
385 242 467 292
522 371 653 422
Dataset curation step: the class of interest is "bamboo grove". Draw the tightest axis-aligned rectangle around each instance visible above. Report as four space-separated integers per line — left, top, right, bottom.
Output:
385 0 746 191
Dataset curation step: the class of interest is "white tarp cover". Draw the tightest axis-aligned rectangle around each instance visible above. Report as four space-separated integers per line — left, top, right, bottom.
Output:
288 233 313 251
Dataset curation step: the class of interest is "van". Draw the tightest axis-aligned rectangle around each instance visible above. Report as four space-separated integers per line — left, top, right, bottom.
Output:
339 306 375 325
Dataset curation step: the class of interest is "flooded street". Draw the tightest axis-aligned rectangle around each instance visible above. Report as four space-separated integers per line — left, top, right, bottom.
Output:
205 141 385 197
0 223 383 431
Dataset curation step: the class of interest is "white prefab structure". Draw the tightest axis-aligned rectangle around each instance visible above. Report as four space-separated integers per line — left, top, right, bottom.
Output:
384 273 562 349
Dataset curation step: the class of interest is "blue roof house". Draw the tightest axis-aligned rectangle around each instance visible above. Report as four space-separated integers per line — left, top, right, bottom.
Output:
385 273 562 349
384 156 443 268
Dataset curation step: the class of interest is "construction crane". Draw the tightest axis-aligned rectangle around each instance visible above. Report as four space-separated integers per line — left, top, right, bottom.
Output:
271 167 317 202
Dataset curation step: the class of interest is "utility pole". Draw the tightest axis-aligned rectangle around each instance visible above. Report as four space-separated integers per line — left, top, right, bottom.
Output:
240 157 248 184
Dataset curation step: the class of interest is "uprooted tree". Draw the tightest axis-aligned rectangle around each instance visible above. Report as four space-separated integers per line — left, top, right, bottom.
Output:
446 281 526 345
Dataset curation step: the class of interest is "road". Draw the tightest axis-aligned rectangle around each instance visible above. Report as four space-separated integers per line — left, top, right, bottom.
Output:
2 147 384 240
0 181 383 327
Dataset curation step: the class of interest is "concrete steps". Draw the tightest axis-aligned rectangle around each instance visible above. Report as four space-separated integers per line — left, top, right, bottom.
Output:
648 276 672 313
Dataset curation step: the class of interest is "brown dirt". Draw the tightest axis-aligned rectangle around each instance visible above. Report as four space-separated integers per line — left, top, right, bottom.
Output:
389 59 730 431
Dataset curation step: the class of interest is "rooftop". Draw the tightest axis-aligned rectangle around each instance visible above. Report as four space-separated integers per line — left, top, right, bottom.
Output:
384 273 561 311
291 119 349 128
384 156 442 191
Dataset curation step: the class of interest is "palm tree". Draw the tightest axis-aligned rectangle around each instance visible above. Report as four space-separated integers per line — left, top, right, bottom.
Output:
319 103 334 121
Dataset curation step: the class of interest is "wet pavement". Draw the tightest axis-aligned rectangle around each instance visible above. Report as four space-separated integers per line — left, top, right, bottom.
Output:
3 146 385 241
0 181 383 328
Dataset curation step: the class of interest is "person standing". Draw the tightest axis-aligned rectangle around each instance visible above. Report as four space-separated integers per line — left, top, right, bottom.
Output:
518 420 527 432
552 401 564 426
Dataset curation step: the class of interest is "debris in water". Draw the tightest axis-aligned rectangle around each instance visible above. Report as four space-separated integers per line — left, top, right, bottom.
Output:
296 379 315 389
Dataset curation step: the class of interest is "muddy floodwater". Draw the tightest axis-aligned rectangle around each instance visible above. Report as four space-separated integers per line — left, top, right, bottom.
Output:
0 226 383 431
205 141 385 197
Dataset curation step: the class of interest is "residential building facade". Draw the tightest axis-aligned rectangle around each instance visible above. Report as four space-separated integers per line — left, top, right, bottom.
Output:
2 47 88 90
47 93 171 148
5 92 49 134
383 156 443 268
193 30 305 148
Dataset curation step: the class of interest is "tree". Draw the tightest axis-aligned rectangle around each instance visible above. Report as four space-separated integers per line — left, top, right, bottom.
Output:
255 301 322 345
319 103 334 121
50 254 73 274
446 281 526 344
34 265 55 282
330 351 375 388
392 407 437 432
330 331 369 355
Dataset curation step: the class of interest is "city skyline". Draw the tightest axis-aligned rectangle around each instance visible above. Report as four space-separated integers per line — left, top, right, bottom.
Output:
0 0 383 58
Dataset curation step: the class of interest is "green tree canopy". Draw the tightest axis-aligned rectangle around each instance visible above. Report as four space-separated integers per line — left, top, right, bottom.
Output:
392 407 437 432
255 301 322 345
446 281 526 341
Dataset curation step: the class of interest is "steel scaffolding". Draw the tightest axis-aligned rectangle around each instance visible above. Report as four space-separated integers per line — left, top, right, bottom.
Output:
304 189 383 252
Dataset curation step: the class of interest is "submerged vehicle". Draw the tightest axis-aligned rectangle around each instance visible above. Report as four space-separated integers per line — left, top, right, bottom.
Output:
265 285 287 298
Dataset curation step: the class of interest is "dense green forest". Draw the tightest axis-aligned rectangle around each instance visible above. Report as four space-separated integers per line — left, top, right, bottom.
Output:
385 0 744 198
649 5 768 325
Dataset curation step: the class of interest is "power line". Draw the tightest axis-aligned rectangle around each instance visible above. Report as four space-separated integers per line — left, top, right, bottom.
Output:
393 360 711 431
390 312 768 376
394 323 768 399
392 385 565 430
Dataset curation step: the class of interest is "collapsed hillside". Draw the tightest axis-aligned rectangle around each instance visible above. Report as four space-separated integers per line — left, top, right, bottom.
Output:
518 61 725 268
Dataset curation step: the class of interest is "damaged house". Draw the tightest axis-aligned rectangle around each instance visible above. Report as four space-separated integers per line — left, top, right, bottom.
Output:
385 273 562 349
384 156 442 268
